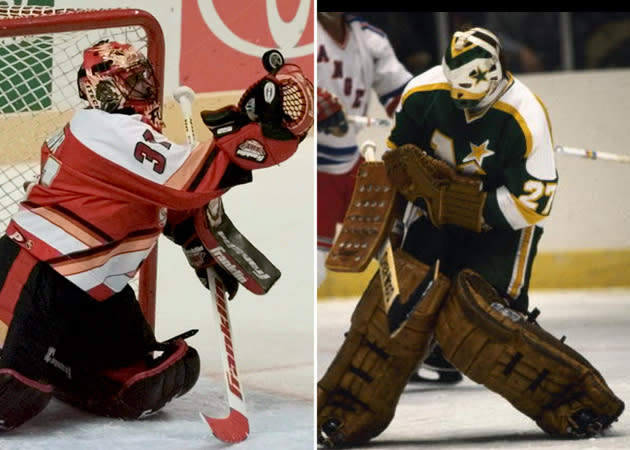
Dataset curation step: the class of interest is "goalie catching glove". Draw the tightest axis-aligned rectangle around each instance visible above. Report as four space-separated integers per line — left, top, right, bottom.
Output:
383 144 487 232
198 62 313 174
238 62 313 142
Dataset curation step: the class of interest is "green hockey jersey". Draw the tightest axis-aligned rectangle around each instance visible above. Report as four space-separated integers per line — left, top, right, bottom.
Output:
387 66 558 231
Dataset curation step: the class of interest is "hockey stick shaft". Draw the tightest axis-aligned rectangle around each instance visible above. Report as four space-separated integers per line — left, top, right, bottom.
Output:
173 85 249 442
201 271 249 442
348 115 392 128
554 145 630 163
358 141 401 311
173 85 197 145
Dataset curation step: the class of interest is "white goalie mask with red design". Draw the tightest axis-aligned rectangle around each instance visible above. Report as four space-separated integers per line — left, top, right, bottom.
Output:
77 40 162 130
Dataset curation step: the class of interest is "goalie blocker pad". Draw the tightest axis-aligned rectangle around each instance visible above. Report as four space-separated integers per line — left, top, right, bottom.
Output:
436 269 624 438
325 160 397 273
194 199 281 295
317 249 451 447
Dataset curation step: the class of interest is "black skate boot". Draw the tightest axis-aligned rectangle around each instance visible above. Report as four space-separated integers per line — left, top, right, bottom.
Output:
409 344 463 384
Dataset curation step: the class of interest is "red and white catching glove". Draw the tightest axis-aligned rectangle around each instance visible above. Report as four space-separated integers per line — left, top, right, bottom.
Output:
317 86 348 137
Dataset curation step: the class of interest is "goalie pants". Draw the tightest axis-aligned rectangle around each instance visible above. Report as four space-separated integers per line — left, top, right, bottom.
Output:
0 235 156 385
402 216 543 311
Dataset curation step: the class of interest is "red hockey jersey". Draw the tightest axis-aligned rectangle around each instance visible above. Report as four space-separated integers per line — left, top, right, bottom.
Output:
5 108 297 300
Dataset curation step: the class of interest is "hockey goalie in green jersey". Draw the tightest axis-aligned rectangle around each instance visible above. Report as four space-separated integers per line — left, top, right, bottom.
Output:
318 26 623 448
386 26 558 311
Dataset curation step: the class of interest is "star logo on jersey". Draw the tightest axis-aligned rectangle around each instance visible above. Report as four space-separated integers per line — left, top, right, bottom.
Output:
463 140 494 170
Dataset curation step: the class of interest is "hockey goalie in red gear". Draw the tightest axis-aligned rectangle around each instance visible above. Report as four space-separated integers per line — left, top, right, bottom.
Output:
0 40 313 431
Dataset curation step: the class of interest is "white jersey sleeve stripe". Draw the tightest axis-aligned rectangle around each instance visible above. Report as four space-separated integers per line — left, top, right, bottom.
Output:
12 208 89 255
22 206 106 248
52 233 158 277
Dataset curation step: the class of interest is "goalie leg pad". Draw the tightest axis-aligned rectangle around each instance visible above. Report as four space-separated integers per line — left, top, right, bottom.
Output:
317 249 451 447
0 369 52 431
435 269 624 438
53 338 200 419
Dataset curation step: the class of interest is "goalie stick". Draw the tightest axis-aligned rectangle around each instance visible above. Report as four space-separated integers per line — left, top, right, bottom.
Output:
173 84 250 443
359 141 440 337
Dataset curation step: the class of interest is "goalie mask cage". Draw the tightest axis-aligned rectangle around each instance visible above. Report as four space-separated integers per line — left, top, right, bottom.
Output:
0 6 164 328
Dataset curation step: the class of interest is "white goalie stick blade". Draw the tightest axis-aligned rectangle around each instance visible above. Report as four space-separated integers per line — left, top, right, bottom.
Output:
201 268 249 443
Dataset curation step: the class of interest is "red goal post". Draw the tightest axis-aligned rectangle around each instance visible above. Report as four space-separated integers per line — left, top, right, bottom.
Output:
0 6 165 328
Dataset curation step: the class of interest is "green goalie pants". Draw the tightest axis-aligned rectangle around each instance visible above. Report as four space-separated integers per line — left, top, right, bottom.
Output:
401 216 543 311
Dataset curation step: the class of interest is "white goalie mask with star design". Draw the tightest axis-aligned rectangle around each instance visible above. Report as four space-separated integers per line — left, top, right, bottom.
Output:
442 27 503 110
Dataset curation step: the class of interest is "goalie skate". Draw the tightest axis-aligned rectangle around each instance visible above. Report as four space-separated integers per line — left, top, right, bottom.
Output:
409 344 463 384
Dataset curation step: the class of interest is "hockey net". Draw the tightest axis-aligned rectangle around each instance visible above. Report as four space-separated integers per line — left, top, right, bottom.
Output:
0 6 164 327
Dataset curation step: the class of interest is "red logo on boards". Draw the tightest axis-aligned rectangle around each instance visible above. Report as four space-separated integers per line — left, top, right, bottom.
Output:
180 0 314 92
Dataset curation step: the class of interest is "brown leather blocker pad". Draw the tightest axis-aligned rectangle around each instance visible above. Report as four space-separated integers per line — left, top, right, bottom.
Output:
325 161 396 272
317 249 451 447
436 269 624 437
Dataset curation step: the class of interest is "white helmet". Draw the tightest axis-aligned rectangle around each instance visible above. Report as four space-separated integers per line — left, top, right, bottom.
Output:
442 27 503 109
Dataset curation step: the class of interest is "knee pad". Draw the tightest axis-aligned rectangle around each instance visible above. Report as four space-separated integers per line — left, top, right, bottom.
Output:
0 368 52 431
436 269 624 438
317 249 451 447
53 337 200 419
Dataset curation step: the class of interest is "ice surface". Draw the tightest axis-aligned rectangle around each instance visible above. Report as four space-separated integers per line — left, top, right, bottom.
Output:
318 288 630 449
